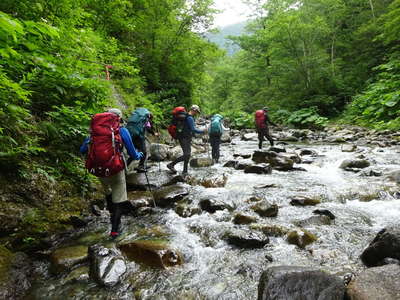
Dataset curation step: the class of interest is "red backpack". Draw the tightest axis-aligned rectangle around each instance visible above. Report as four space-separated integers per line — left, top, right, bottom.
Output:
85 112 125 177
255 110 266 129
168 107 187 139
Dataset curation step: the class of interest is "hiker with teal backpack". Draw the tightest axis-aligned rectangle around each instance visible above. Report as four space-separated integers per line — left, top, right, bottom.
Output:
126 108 158 172
208 114 229 163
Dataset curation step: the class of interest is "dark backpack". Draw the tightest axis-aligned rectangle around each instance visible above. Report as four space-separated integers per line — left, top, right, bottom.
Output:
209 114 223 135
85 112 125 177
255 110 266 129
168 107 187 139
126 108 150 139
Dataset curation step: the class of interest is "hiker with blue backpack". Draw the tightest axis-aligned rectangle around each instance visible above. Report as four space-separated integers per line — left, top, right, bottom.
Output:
126 108 158 172
208 114 230 163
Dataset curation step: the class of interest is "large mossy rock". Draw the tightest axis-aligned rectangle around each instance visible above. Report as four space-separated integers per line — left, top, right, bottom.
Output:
149 143 169 161
190 157 214 168
50 245 88 273
290 196 321 206
250 224 289 237
126 171 181 191
199 198 231 213
252 151 294 171
347 264 400 300
186 174 227 188
257 266 345 300
340 159 370 170
244 163 273 174
0 249 32 300
118 240 183 269
233 213 257 225
153 185 189 208
251 201 278 217
88 244 127 287
387 170 400 184
360 226 400 267
294 215 332 227
287 229 317 248
225 229 269 249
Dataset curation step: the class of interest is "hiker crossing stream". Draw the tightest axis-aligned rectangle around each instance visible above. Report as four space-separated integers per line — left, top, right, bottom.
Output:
25 128 400 299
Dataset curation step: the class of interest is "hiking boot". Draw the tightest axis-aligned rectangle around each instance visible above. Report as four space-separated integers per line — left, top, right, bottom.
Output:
167 163 177 174
110 231 119 240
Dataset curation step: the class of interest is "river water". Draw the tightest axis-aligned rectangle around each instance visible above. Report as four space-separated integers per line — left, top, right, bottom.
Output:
27 136 400 299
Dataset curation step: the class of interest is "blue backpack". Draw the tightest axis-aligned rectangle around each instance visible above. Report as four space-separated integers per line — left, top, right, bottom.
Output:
126 108 150 138
209 114 223 135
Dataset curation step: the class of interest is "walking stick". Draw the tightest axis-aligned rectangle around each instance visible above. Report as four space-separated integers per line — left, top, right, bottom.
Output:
143 161 157 208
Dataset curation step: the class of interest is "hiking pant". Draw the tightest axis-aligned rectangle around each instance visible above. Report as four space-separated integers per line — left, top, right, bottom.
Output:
172 137 192 173
100 170 127 233
209 134 221 162
132 136 146 167
257 127 274 149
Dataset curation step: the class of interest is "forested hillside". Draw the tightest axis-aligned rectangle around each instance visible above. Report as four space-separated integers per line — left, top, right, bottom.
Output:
202 0 400 130
206 21 247 55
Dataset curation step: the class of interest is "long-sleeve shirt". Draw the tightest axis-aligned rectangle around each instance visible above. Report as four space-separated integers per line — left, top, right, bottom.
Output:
80 127 141 160
264 113 277 127
186 115 204 135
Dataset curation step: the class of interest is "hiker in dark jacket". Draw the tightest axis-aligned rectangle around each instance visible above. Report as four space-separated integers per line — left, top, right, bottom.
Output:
126 108 159 172
208 114 229 163
255 107 277 149
167 104 206 176
80 108 143 239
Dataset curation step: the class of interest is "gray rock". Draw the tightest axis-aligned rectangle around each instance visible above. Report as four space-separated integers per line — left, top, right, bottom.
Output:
361 226 400 267
242 132 258 141
221 131 231 143
223 160 239 168
153 185 189 208
251 202 279 217
313 209 336 220
149 143 169 161
233 213 257 225
126 171 182 191
347 264 400 300
190 157 213 168
340 159 370 169
233 152 252 159
359 168 383 177
387 170 400 184
175 202 201 218
341 144 357 152
252 151 294 171
290 196 321 206
88 244 127 287
244 163 273 174
226 229 269 249
268 146 286 153
199 198 230 213
294 215 332 227
258 266 345 300
235 160 253 170
299 149 319 157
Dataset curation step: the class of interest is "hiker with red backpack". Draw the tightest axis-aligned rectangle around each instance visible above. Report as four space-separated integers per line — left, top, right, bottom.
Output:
126 108 158 173
255 107 278 149
80 108 143 239
167 104 206 176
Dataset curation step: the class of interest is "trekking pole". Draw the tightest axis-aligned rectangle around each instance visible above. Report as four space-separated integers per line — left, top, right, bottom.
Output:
143 162 157 208
157 134 161 173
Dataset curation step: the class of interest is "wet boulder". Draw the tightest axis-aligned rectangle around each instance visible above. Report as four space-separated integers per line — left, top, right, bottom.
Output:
282 152 302 164
341 143 357 152
199 198 230 213
290 196 321 206
223 160 239 168
175 202 201 218
149 143 169 161
361 226 400 267
233 152 252 159
226 229 269 249
126 171 180 191
190 157 214 168
359 167 383 177
251 224 289 237
268 146 286 153
299 149 319 156
50 245 88 273
313 209 336 220
0 250 33 300
251 202 278 217
258 266 345 300
294 215 332 227
186 174 228 188
287 229 317 248
387 170 400 184
221 131 231 143
279 133 299 142
235 160 253 170
153 185 189 208
118 240 183 269
242 132 258 141
233 213 257 225
88 244 127 287
340 159 370 170
244 163 273 174
347 264 400 300
252 151 294 171
127 191 152 210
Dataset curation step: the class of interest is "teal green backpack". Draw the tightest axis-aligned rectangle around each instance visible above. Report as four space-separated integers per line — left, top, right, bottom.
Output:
209 114 223 135
126 108 150 138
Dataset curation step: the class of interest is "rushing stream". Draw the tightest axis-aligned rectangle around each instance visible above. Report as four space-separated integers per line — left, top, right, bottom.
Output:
26 134 400 299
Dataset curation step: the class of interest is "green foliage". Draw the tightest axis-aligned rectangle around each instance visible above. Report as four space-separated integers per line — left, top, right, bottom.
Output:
286 107 329 129
344 57 400 129
224 111 253 129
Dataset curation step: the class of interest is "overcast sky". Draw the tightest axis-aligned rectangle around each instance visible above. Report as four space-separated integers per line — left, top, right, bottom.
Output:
212 0 253 28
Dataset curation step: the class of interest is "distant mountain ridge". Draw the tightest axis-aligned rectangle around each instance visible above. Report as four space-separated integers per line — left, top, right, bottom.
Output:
206 21 248 55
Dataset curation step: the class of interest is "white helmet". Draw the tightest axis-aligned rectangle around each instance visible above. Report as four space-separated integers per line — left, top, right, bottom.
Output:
190 104 201 113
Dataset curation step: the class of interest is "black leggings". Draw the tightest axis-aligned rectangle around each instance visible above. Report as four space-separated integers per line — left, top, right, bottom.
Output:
106 194 123 233
257 128 274 149
172 137 192 173
209 134 221 161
